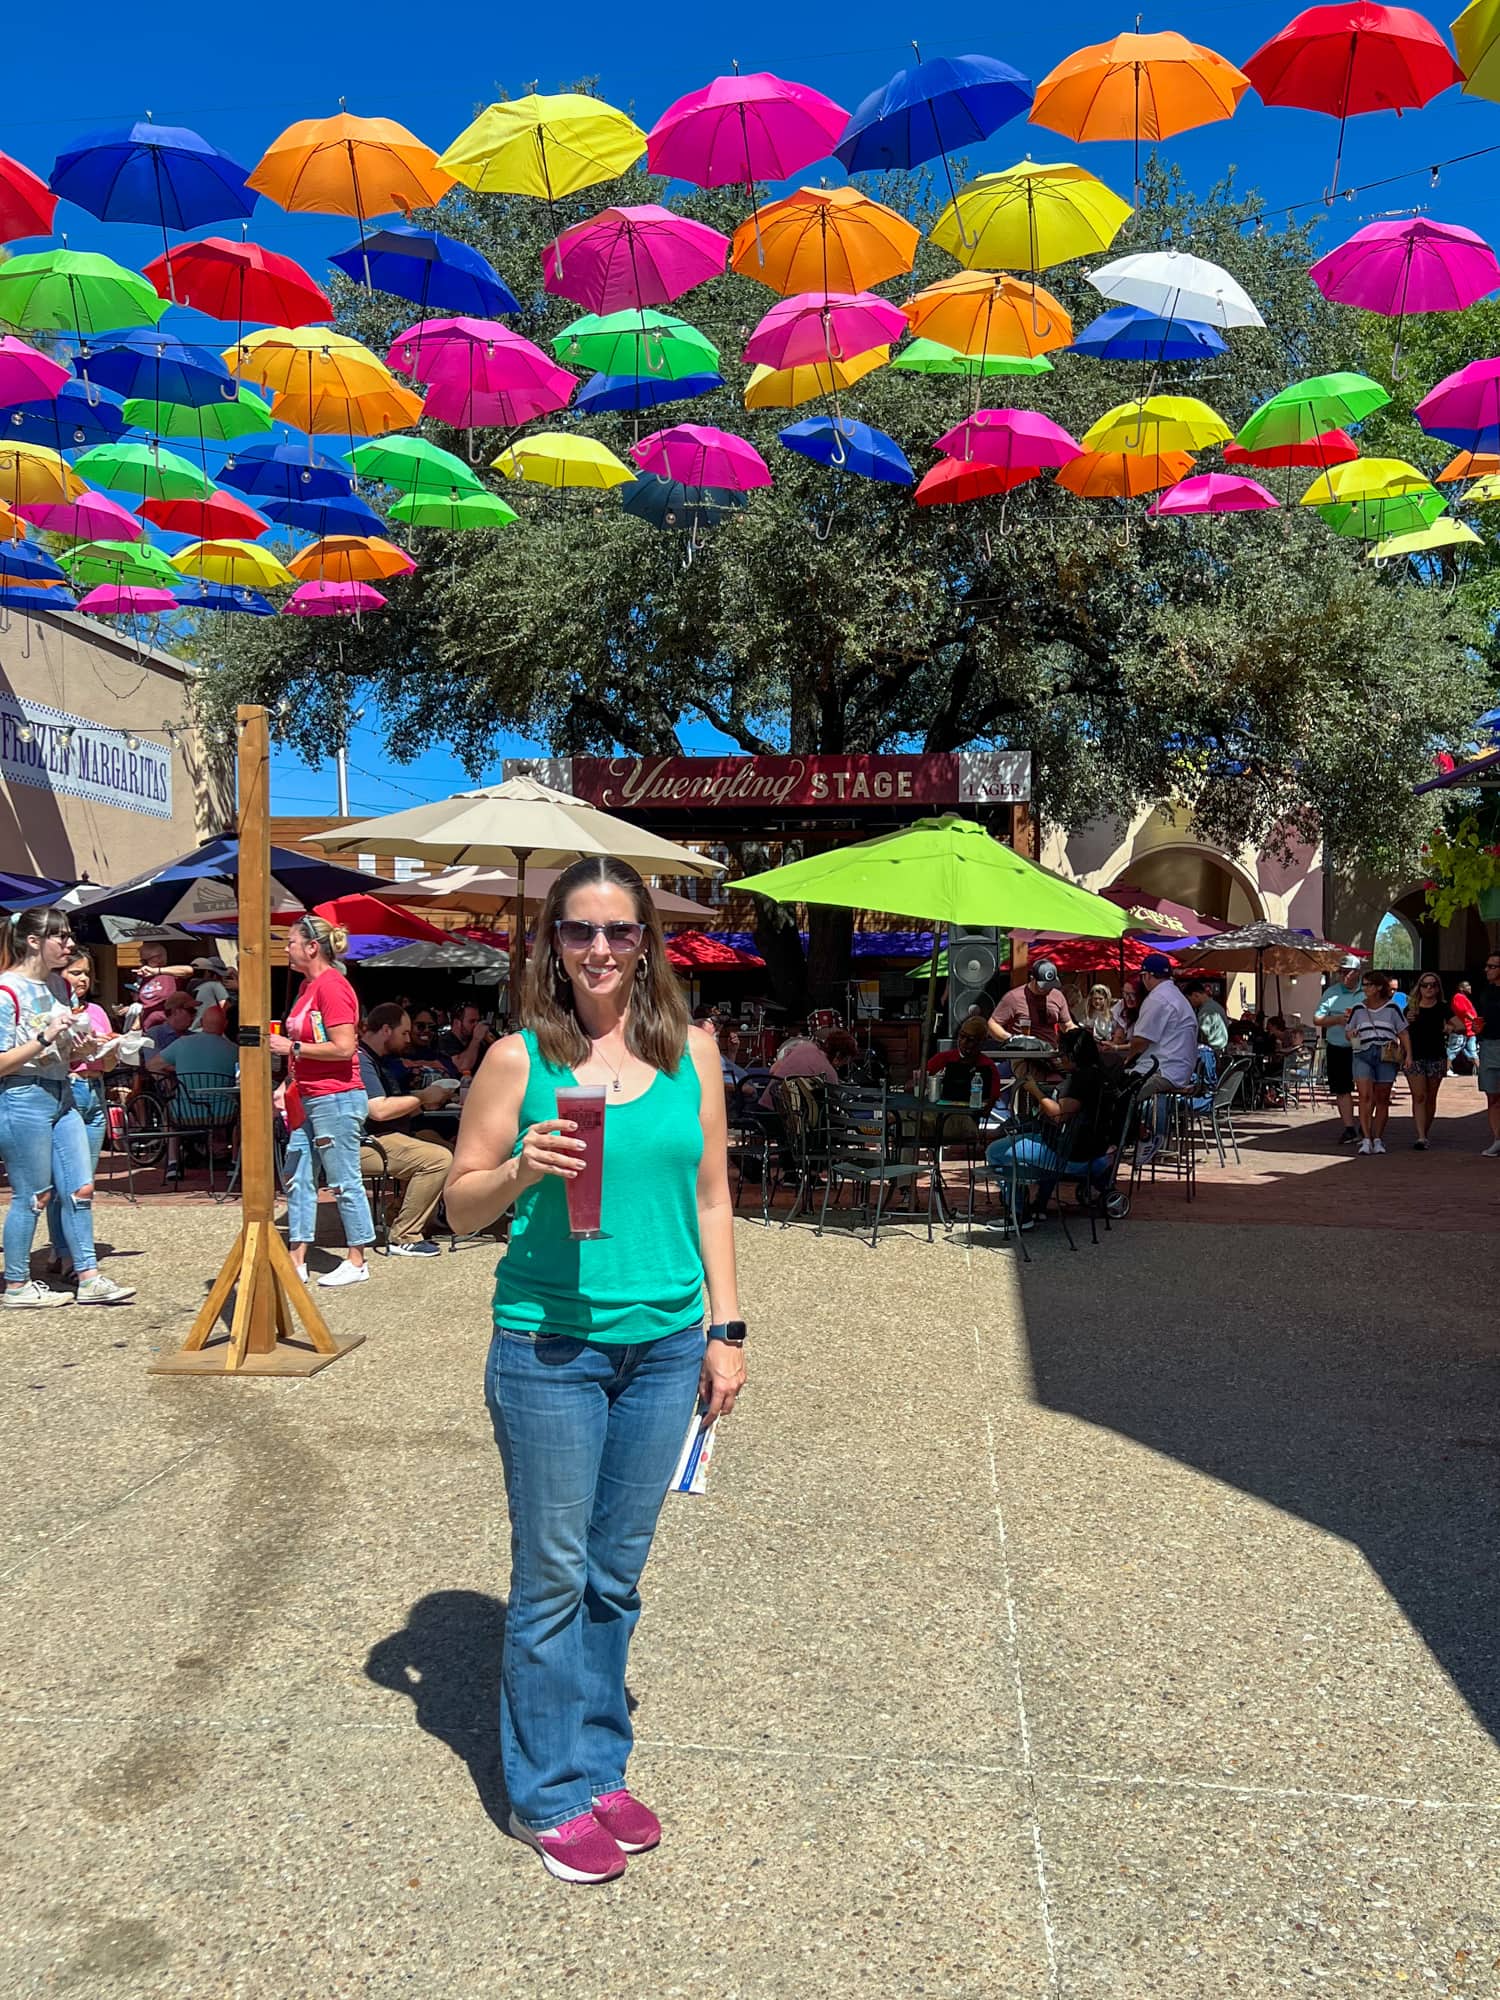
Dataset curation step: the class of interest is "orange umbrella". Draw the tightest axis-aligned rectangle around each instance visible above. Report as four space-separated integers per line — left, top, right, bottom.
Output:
230 328 424 438
287 535 418 585
247 112 454 280
731 185 919 294
1436 448 1500 482
0 443 86 509
903 272 1072 359
1055 449 1194 498
1031 33 1248 187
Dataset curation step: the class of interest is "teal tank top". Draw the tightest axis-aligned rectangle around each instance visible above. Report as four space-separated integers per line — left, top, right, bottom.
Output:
492 1029 705 1344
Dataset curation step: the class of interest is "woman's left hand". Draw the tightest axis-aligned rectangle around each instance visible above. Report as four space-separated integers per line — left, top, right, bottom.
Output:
700 1338 746 1422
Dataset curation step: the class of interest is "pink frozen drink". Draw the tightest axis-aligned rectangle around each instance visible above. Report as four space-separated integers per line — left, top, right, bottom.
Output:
555 1085 606 1238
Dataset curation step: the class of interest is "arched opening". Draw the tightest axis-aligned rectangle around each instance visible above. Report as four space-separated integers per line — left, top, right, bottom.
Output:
1391 884 1487 976
1373 909 1420 972
1109 844 1265 927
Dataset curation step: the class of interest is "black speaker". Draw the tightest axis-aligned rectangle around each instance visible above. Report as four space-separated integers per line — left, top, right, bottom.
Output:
948 929 1005 1032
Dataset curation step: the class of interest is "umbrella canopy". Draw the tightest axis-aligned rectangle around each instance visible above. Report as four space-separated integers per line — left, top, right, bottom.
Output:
49 122 256 237
1100 885 1233 940
577 371 723 416
916 458 1037 506
1031 34 1248 149
1416 358 1500 448
931 161 1132 273
1370 517 1480 557
261 494 384 538
744 349 889 409
287 535 415 584
0 541 67 585
438 94 644 200
348 434 482 494
1086 249 1265 328
1237 371 1391 449
1068 304 1227 362
1174 920 1349 976
647 73 847 189
835 52 1033 173
1300 456 1434 505
0 583 76 612
731 186 918 295
0 443 86 508
0 381 126 455
59 837 391 929
173 580 276 615
329 223 519 317
217 438 353 502
138 491 269 541
248 113 453 218
1438 449 1500 480
229 325 403 399
1320 489 1447 538
391 864 716 922
1082 395 1231 455
903 272 1073 357
665 932 765 970
1458 472 1500 502
631 424 771 492
123 387 272 447
619 475 747 531
544 205 728 313
389 489 518 531
1056 449 1195 498
360 937 510 979
1148 472 1279 515
1455 0 1500 98
270 368 422 440
778 417 913 484
0 869 75 911
283 580 388 617
934 407 1082 471
142 238 330 326
170 538 295 588
493 434 634 491
76 583 177 617
0 152 57 243
72 439 214 502
0 249 166 335
893 340 1052 379
59 539 180 589
551 308 719 380
0 503 23 544
387 314 534 383
408 325 574 427
0 336 70 404
1309 217 1500 316
1224 429 1359 469
743 290 907 369
76 330 234 410
15 490 142 541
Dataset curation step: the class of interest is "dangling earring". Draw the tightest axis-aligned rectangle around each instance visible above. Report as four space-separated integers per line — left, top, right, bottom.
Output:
635 956 649 983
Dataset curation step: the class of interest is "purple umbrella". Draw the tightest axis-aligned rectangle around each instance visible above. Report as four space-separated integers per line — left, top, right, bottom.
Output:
1309 218 1500 368
1147 472 1279 516
631 424 772 491
1416 359 1500 451
283 580 388 617
743 290 907 370
933 408 1081 470
542 205 729 313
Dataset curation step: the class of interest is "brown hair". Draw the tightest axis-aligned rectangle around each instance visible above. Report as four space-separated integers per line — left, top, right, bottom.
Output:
1412 973 1445 1007
0 907 73 972
1361 971 1394 1000
65 946 95 988
364 1000 408 1035
295 914 349 962
523 856 690 1075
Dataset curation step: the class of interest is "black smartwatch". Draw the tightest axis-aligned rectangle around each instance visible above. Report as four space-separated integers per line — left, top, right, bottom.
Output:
708 1320 747 1346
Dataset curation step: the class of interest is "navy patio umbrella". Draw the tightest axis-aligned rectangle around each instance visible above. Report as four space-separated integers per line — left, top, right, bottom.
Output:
55 835 392 931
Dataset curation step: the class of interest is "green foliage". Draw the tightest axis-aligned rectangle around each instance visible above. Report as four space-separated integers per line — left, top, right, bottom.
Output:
196 157 1487 877
1422 814 1500 925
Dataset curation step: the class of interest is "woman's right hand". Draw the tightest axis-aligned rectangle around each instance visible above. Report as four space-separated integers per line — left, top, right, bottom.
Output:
517 1118 584 1183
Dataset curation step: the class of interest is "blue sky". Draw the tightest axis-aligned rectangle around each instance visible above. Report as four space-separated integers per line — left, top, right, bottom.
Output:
7 1 1500 816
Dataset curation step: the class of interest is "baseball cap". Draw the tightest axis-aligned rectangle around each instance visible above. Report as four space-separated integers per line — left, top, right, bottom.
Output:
1031 959 1060 988
1140 952 1173 977
1339 953 1361 972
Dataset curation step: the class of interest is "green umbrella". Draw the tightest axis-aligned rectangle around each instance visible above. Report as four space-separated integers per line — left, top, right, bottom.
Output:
1236 372 1391 451
59 539 182 588
0 249 167 336
349 435 483 494
1318 489 1446 540
892 340 1052 379
121 388 274 444
389 490 518 530
552 310 720 381
72 440 214 501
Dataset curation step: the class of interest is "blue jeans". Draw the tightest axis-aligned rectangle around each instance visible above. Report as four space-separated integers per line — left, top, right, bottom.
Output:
0 1078 97 1281
284 1088 374 1249
48 1077 104 1261
986 1133 1111 1198
485 1321 705 1831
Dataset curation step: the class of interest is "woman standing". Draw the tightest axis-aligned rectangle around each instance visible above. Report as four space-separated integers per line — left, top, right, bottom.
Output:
1082 984 1115 1042
1346 971 1411 1155
268 916 374 1289
0 910 134 1308
446 856 745 1886
1404 973 1457 1149
47 947 118 1279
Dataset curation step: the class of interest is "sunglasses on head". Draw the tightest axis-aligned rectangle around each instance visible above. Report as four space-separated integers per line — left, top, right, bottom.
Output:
553 919 645 952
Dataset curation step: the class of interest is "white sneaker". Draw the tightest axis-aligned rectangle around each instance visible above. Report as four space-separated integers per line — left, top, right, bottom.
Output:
76 1273 136 1305
1484 1141 1500 1158
317 1260 369 1289
1358 1138 1372 1154
2 1279 74 1309
1372 1138 1386 1155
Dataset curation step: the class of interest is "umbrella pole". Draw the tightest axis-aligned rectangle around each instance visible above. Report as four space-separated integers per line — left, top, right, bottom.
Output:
917 924 944 1093
510 847 532 1004
1327 36 1357 199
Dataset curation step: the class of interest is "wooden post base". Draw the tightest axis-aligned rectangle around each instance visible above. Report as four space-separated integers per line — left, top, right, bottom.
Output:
150 1223 365 1380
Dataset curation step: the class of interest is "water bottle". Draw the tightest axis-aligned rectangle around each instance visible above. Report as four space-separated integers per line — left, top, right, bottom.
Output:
969 1068 984 1112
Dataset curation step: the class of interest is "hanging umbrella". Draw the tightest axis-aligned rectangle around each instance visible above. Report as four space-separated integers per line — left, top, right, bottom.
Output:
1369 517 1480 557
1068 304 1227 362
76 583 177 617
138 491 269 541
744 350 888 408
619 475 747 531
1082 395 1231 455
1308 218 1500 369
173 580 276 615
1300 456 1436 506
74 329 235 409
646 73 848 218
388 319 575 424
122 387 274 446
1415 358 1500 448
0 542 69 585
0 443 86 507
229 328 422 437
903 271 1073 357
743 291 907 369
170 539 296 589
48 122 257 287
1458 472 1500 501
259 494 388 539
386 314 528 382
543 205 728 312
0 583 76 612
1224 429 1358 469
1438 448 1500 480
778 417 913 484
1237 371 1391 450
72 439 214 501
248 112 454 279
493 434 635 491
1031 33 1248 192
576 371 723 416
730 186 918 295
58 539 181 589
1318 490 1447 538
286 536 416 584
143 237 331 329
892 339 1052 379
0 337 70 404
15 491 144 540
217 438 353 503
0 503 24 544
1148 472 1279 515
552 309 720 380
1056 449 1194 497
915 458 1037 506
0 152 57 242
389 490 518 531
631 424 772 491
931 161 1132 273
0 382 126 455
283 579 389 616
0 249 166 334
1454 0 1500 97
934 408 1082 471
1243 3 1463 194
330 223 520 316
1086 249 1265 328
438 93 645 205
423 376 576 429
348 434 482 494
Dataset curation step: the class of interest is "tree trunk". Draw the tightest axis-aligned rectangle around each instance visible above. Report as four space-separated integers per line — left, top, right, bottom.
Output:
806 904 853 1012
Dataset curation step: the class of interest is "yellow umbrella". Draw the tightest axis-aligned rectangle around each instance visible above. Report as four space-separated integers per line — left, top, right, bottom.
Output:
1459 473 1500 503
1299 457 1435 507
903 272 1073 357
493 433 634 491
170 539 296 589
439 93 645 199
1369 518 1479 558
731 186 919 294
1082 396 1231 456
1454 0 1500 101
0 502 27 544
744 348 888 410
0 443 86 508
931 160 1132 272
227 328 422 437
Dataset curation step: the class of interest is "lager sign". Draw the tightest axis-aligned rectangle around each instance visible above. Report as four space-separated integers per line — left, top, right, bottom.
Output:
507 750 1031 810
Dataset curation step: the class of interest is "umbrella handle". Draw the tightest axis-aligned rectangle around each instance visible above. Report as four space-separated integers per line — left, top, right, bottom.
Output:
829 424 848 469
810 502 834 543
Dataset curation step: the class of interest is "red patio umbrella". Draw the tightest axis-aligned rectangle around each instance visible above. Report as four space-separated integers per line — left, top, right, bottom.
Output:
0 151 57 243
270 893 450 943
665 931 765 970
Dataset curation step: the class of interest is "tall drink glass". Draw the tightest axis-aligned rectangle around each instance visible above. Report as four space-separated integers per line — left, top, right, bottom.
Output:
555 1085 606 1238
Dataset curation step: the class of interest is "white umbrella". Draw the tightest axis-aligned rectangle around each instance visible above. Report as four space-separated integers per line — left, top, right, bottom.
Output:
1086 250 1265 329
388 863 716 925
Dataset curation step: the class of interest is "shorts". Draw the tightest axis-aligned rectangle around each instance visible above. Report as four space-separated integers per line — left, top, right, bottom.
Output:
1480 1042 1500 1096
1408 1057 1447 1079
1352 1048 1398 1086
1325 1042 1353 1096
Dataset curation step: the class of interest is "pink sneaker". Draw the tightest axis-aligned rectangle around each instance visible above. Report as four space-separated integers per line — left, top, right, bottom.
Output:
508 1809 626 1884
592 1789 661 1853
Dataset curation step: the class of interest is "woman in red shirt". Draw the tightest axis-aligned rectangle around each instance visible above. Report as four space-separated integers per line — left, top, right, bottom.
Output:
268 916 375 1289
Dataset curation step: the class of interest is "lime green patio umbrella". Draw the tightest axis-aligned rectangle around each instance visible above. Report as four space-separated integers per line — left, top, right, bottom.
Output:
349 435 484 494
552 309 720 380
892 340 1052 379
388 490 518 530
59 539 182 589
72 440 214 501
0 248 166 335
121 388 274 446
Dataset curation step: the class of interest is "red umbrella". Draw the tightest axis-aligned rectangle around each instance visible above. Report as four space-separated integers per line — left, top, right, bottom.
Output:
271 894 450 942
915 458 1037 507
1224 429 1358 469
665 932 765 970
1024 934 1173 975
139 491 270 541
1242 4 1463 195
0 151 57 243
142 238 332 335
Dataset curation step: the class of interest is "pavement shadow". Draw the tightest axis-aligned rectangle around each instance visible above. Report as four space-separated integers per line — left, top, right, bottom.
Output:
365 1590 512 1832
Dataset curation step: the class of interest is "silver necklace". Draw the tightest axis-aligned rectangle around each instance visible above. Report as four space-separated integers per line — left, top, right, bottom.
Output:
592 1038 626 1094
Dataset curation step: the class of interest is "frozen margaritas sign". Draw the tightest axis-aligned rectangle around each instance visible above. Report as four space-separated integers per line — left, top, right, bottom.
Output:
507 750 1031 811
0 697 172 821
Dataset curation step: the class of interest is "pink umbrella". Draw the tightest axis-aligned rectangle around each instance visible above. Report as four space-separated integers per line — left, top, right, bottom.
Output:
933 409 1082 471
543 205 729 313
422 375 576 429
76 584 177 617
15 491 143 541
386 318 577 431
631 424 772 491
0 335 70 404
1309 218 1500 368
1415 358 1500 448
1147 473 1280 516
386 316 520 382
283 580 389 618
647 74 848 189
743 290 908 370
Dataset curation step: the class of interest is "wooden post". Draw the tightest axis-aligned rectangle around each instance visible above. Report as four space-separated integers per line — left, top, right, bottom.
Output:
150 705 365 1378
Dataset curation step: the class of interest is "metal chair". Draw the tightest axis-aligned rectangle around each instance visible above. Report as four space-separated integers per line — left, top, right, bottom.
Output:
1068 1068 1154 1242
152 1069 241 1200
815 1084 928 1247
971 1106 1086 1260
1189 1055 1252 1168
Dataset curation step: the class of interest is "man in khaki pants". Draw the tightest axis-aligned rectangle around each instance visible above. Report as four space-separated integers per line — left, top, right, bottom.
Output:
357 1003 456 1258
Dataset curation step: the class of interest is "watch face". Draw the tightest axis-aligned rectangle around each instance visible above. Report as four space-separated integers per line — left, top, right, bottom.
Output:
724 1320 747 1344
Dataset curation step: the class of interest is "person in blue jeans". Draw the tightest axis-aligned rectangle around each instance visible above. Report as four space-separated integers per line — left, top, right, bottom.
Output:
0 909 134 1308
47 948 116 1275
446 855 746 1887
986 1027 1116 1226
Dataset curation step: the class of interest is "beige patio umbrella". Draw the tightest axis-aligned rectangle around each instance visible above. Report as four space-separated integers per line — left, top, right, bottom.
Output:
385 863 716 926
320 774 723 987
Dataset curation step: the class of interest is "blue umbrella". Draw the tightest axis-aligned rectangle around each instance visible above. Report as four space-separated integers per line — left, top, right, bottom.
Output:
219 439 353 502
835 53 1033 177
75 329 234 410
778 416 914 484
48 123 256 290
0 869 76 912
57 835 390 930
1069 306 1228 363
259 494 385 538
0 380 126 453
328 223 520 316
0 543 69 586
576 370 724 416
0 584 77 613
174 580 277 616
620 474 747 532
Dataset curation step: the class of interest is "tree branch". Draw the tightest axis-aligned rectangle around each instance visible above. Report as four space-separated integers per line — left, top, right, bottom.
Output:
684 696 778 756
